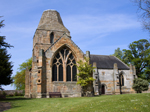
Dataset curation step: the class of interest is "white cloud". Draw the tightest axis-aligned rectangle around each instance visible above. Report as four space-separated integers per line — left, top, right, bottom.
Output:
64 14 140 35
62 13 141 52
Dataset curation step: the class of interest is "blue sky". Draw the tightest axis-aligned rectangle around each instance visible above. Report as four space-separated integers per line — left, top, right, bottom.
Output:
0 0 149 90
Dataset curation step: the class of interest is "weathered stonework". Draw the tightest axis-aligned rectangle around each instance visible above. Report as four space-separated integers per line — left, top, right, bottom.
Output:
25 10 137 98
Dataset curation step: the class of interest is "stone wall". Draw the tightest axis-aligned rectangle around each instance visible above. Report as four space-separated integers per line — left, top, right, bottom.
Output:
0 90 24 95
97 68 135 95
49 82 81 97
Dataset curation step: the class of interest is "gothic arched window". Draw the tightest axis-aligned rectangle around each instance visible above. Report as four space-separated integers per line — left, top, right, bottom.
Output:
119 75 124 86
52 47 77 82
50 32 54 43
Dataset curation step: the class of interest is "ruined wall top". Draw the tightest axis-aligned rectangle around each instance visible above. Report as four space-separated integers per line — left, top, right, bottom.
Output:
37 9 70 33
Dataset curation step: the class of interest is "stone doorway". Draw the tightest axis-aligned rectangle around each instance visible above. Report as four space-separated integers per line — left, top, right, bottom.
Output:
101 85 105 94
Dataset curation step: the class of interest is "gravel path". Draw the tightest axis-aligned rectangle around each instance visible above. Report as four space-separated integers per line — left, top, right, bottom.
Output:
0 102 11 112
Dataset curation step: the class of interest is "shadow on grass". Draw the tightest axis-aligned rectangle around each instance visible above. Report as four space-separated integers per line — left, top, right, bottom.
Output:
0 97 32 102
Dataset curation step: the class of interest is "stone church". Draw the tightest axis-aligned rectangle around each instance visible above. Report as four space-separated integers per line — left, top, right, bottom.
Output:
25 10 137 98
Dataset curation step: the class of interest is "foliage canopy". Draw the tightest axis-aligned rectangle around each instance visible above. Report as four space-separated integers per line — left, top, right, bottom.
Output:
132 78 149 93
76 57 95 87
112 39 150 81
13 58 32 90
0 17 13 90
123 39 150 79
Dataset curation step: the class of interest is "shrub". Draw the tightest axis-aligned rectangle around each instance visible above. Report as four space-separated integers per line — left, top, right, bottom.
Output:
76 57 95 96
2 91 7 96
18 93 24 96
132 78 149 93
14 91 19 96
8 94 14 97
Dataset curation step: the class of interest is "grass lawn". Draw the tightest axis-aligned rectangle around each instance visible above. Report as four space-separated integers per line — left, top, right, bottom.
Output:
1 93 150 112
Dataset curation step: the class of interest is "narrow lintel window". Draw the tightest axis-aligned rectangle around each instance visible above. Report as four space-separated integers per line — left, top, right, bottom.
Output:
119 75 124 86
50 32 54 43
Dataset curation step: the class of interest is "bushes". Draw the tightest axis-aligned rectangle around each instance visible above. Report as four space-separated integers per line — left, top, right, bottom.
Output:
7 94 14 97
2 91 7 96
0 90 24 97
14 91 24 96
0 91 6 99
132 78 149 93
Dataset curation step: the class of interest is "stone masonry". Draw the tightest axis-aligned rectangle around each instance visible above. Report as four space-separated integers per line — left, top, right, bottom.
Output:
25 10 137 98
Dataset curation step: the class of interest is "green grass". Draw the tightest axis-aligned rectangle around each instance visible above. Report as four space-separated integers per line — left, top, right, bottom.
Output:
1 93 150 112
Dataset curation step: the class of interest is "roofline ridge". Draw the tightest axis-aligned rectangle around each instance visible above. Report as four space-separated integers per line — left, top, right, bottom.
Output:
112 56 129 69
90 54 112 56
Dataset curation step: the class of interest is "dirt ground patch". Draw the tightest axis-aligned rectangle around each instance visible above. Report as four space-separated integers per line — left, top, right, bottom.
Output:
0 102 11 112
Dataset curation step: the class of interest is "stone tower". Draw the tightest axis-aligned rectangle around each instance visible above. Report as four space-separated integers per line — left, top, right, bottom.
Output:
25 10 84 98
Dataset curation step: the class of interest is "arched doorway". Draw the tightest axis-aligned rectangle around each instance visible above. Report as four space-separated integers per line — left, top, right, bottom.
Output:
101 85 105 94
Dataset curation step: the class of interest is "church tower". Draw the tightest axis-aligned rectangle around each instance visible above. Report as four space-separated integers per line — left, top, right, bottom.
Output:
33 10 70 58
25 10 84 98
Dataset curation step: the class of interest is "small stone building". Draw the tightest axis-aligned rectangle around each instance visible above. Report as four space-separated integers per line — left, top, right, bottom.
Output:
25 10 136 98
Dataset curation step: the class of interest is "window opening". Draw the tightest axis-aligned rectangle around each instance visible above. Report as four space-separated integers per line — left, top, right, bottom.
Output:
52 65 57 81
67 65 71 81
119 75 124 86
50 32 54 43
59 65 63 81
52 47 77 82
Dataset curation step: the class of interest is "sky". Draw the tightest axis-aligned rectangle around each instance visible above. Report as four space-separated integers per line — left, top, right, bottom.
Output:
0 0 149 90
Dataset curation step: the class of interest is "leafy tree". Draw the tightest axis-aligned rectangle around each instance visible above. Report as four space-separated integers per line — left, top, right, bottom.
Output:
0 17 13 90
123 39 150 79
132 78 149 93
13 58 32 90
112 48 126 63
132 0 150 32
76 57 95 96
112 39 150 81
145 65 150 82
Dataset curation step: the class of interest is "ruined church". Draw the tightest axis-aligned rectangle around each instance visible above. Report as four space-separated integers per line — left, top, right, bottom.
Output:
25 10 137 98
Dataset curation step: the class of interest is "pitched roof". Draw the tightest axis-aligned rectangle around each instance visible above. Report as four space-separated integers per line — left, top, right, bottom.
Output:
90 55 129 70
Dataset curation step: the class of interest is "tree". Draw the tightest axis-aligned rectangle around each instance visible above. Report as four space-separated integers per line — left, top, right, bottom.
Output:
132 0 150 32
123 39 150 79
112 48 127 63
0 17 13 90
112 39 150 81
13 58 32 90
145 65 150 82
132 78 149 93
76 57 95 96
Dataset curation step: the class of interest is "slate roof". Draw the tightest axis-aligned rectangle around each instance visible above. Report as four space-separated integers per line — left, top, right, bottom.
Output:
90 55 129 70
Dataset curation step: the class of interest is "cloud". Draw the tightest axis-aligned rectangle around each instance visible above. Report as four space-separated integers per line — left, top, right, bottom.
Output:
62 13 141 53
64 14 140 36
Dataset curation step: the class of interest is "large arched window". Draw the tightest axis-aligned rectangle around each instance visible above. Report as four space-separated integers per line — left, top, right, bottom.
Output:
50 32 54 43
119 75 124 86
52 47 77 82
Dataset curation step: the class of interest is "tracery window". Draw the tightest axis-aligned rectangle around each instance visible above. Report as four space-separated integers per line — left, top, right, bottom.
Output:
50 32 54 43
119 75 124 86
52 47 77 82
